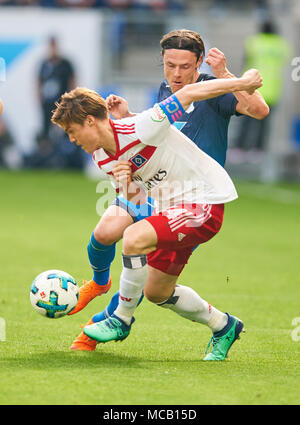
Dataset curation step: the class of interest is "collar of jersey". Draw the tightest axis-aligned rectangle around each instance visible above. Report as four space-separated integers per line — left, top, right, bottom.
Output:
105 119 141 161
104 119 121 159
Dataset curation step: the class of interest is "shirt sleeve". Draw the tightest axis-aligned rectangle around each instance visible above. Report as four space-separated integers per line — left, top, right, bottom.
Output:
135 104 171 146
199 74 241 117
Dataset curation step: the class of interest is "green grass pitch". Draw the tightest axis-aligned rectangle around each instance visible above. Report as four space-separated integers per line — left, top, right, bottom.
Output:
0 170 299 405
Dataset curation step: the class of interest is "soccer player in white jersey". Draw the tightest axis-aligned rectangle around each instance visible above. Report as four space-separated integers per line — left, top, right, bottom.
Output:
52 69 262 360
65 30 269 354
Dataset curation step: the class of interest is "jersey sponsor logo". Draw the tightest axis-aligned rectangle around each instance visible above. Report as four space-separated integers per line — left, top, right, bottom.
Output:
133 169 167 190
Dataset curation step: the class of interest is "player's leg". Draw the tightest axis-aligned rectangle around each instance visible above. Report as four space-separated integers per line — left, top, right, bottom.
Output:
83 204 200 343
69 204 134 349
69 204 133 317
149 276 244 361
120 202 243 360
143 205 227 329
144 262 229 330
84 202 243 358
84 195 154 322
143 204 244 360
70 196 153 350
83 219 158 342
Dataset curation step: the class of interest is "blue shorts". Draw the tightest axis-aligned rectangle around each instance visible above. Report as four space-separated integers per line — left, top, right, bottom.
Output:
112 195 155 222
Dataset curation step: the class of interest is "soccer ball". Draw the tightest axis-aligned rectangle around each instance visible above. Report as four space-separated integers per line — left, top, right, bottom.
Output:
30 270 79 318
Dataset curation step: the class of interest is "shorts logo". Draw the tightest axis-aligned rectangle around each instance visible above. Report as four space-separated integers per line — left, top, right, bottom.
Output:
178 232 186 242
130 154 147 169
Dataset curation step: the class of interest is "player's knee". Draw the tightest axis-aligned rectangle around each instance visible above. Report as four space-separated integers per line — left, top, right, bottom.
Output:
144 284 173 304
143 288 160 304
93 226 118 246
94 206 134 245
123 226 147 255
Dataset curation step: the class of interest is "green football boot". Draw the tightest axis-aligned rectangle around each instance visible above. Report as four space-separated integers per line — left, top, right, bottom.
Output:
203 313 244 361
83 314 135 343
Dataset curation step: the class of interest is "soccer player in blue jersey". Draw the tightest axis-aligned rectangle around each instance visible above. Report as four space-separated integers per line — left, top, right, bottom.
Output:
68 29 269 351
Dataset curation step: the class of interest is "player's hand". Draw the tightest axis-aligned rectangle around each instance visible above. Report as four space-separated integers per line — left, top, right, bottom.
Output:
106 94 131 119
241 69 263 95
112 160 133 186
205 48 230 78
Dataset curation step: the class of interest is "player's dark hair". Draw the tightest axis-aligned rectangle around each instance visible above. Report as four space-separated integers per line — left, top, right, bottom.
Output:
51 87 108 129
160 29 205 61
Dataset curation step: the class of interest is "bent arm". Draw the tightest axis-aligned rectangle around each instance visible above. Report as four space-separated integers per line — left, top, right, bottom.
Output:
174 70 262 112
216 69 269 119
205 48 269 119
235 90 269 119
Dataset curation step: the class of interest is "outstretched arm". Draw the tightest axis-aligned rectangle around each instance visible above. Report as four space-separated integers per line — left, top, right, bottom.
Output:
134 69 263 148
206 48 269 119
174 68 263 112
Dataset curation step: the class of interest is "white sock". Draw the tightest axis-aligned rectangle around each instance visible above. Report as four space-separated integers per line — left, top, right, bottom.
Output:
114 254 148 325
158 284 228 333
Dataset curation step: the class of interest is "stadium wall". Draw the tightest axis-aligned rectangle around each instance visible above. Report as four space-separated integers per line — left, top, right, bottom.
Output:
0 7 102 154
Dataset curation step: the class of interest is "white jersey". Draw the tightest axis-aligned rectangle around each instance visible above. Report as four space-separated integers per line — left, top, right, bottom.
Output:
93 105 238 212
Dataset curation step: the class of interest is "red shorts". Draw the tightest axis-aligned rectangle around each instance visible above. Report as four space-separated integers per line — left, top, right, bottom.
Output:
146 203 224 276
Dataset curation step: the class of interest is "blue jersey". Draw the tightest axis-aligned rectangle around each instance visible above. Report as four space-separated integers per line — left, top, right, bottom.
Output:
157 73 241 167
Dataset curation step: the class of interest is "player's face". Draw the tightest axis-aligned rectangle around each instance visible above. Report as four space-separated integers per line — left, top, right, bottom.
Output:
163 49 202 93
65 120 101 154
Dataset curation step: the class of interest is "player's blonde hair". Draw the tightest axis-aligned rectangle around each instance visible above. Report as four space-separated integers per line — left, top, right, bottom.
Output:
51 87 108 129
160 29 205 61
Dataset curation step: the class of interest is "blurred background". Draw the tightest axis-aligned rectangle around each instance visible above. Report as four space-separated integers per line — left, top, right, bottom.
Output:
0 0 300 182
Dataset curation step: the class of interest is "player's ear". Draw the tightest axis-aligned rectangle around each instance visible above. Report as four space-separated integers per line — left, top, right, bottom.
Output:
196 54 203 69
86 115 95 126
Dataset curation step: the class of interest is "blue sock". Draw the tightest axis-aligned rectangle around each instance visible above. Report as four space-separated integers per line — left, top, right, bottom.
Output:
92 291 144 323
87 232 116 286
